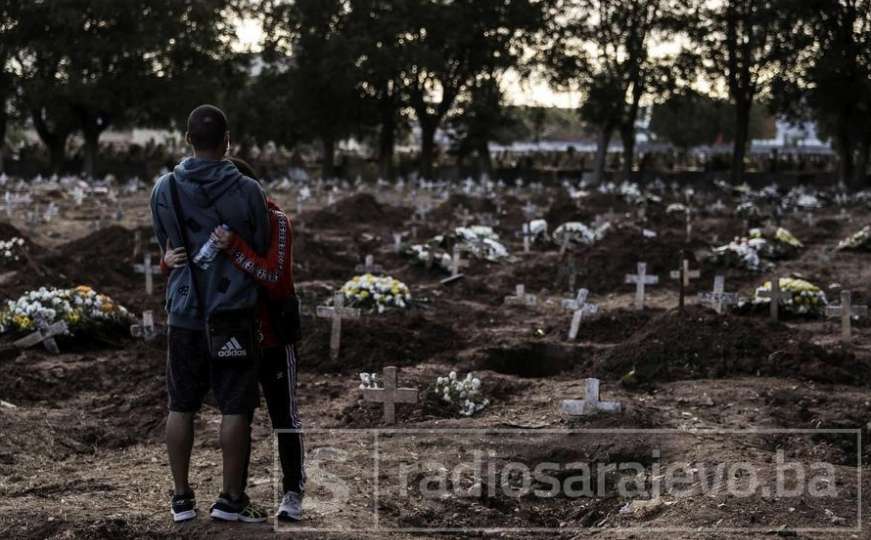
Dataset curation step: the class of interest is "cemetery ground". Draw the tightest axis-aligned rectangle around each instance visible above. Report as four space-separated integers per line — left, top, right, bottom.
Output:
0 180 870 539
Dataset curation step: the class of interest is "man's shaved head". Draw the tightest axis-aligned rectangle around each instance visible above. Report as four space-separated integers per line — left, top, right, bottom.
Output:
186 104 228 151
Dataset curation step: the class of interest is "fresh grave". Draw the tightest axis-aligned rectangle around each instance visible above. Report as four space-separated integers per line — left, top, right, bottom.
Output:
746 277 828 318
709 227 803 272
0 286 133 349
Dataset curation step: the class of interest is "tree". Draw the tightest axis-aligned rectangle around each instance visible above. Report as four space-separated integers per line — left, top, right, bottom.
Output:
544 0 689 182
263 0 364 178
398 0 549 179
447 75 524 176
693 0 802 183
649 89 771 150
772 0 871 185
16 0 243 177
0 0 23 172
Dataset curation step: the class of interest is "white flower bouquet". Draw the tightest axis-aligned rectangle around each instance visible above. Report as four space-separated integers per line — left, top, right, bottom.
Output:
750 277 828 316
552 221 610 247
837 225 871 251
0 285 132 336
711 227 803 272
341 274 411 313
452 226 509 261
402 243 453 273
0 237 26 264
433 371 490 417
358 372 382 390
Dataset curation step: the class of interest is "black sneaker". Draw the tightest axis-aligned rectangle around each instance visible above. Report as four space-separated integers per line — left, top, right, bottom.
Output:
210 492 267 523
171 491 197 523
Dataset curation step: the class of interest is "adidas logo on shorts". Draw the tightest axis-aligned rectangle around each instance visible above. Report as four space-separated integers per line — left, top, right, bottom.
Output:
218 337 248 358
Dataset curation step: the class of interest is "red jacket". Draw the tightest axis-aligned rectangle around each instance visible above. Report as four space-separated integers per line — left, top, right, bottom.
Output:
161 199 295 347
226 200 295 347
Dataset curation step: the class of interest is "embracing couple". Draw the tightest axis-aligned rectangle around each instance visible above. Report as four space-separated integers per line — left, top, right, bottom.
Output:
150 105 304 524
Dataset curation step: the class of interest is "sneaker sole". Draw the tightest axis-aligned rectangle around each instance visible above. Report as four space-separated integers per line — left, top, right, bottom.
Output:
210 508 240 522
172 509 197 523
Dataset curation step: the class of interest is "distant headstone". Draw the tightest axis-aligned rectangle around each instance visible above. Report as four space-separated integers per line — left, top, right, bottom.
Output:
758 277 790 322
362 366 419 424
14 320 68 355
625 262 658 310
504 284 537 306
316 292 362 361
698 275 738 314
560 378 621 416
561 288 598 340
133 252 161 295
669 255 700 310
440 245 467 285
355 254 384 274
826 290 868 340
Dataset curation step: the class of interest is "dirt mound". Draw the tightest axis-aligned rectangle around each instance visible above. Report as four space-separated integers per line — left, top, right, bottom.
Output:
596 306 869 385
293 231 358 281
301 193 411 230
429 193 498 223
297 310 464 373
576 226 710 292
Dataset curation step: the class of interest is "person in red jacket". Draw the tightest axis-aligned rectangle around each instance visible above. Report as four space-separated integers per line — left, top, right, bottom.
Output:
161 158 305 522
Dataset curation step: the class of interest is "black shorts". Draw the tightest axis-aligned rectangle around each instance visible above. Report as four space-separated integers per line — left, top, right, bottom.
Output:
167 326 260 415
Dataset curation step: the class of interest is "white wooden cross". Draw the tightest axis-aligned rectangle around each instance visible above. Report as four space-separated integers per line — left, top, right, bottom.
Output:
133 252 161 295
758 277 790 322
558 234 571 256
520 223 533 254
698 275 739 314
826 290 868 340
355 254 384 274
504 284 537 306
455 206 473 227
393 233 403 254
522 201 538 220
685 206 693 242
561 289 599 340
669 259 700 288
625 262 658 310
440 245 467 285
560 378 621 416
130 310 164 341
316 292 362 361
362 366 419 424
13 320 68 355
413 202 432 223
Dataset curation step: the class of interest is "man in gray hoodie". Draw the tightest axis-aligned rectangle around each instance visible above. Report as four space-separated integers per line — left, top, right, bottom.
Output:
150 105 270 523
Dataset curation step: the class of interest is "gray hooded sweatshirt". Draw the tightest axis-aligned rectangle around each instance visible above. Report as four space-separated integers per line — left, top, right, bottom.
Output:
150 157 269 330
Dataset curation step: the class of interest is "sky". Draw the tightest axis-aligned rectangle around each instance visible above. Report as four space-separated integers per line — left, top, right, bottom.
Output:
233 17 579 108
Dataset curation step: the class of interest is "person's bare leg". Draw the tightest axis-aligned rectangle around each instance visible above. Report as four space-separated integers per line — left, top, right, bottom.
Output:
166 411 195 494
220 414 250 499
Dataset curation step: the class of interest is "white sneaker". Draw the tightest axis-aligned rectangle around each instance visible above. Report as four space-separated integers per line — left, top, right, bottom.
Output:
276 491 302 522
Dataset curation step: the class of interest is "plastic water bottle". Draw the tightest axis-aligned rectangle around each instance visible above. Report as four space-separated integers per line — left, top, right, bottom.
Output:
193 224 229 270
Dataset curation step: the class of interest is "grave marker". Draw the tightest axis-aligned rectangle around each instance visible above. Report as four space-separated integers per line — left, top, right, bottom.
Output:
560 378 622 416
625 262 658 310
825 290 868 340
455 206 473 227
362 365 419 424
520 223 533 254
440 245 467 285
393 233 403 254
355 254 384 274
698 275 739 314
316 292 362 361
561 289 599 340
758 277 790 322
133 252 161 295
130 310 164 341
504 284 537 306
669 254 700 310
13 320 68 354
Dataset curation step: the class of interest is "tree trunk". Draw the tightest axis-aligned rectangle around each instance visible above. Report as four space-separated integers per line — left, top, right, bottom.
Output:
321 136 336 179
620 125 636 181
731 99 751 184
83 128 100 179
855 138 870 186
48 140 66 174
477 139 492 179
836 111 855 184
419 118 437 180
0 97 6 174
378 106 396 180
592 125 613 183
